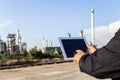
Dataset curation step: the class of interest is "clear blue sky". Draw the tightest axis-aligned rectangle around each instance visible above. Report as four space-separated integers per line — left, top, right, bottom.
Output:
0 0 120 49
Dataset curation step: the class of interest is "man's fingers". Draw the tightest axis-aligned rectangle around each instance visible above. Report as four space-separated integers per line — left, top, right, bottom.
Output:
86 44 97 54
75 50 83 53
73 50 85 63
73 59 77 63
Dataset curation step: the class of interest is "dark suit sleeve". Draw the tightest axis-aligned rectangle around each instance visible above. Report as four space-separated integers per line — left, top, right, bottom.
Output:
79 29 120 79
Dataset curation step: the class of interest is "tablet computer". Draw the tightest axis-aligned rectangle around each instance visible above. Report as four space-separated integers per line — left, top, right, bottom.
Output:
58 37 87 60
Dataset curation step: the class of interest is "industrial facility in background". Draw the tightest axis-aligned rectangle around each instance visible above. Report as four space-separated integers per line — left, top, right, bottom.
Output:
42 37 61 54
0 30 27 53
42 31 84 54
42 8 96 53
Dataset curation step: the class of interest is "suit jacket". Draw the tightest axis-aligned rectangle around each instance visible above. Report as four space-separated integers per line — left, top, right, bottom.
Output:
79 29 120 79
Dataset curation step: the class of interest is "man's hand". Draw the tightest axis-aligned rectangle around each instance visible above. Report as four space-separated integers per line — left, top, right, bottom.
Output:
73 45 97 63
87 45 97 54
73 50 85 63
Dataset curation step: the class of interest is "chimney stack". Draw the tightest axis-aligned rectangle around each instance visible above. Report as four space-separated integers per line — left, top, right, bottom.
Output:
80 30 84 37
68 33 71 37
91 8 95 46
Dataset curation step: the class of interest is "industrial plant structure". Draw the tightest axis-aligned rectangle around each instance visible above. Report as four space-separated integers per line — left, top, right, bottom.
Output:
0 30 27 53
42 38 61 53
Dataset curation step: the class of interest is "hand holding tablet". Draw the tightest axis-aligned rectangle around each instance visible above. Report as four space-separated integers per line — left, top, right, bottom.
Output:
58 37 87 61
73 45 97 63
73 50 85 63
87 45 97 54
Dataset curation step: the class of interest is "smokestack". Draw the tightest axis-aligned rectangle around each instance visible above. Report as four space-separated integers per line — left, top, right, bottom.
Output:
91 8 95 45
68 33 71 37
50 41 53 47
42 37 45 47
80 30 84 37
46 39 48 47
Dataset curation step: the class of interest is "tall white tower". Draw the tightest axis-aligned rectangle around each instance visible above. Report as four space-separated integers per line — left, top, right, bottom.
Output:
50 41 53 47
42 37 45 48
91 9 95 45
46 39 48 47
17 30 22 53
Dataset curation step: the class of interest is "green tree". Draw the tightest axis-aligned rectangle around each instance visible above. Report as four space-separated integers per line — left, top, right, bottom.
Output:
28 46 43 59
0 52 10 63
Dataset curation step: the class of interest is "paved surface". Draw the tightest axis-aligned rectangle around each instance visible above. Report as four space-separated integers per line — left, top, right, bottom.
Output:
0 62 111 80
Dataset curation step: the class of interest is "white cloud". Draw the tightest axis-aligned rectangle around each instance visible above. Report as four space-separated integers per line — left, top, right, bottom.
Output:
0 21 13 28
84 20 120 47
109 21 120 35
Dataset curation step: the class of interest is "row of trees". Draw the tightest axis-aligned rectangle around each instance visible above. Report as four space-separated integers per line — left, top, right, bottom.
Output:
0 46 63 63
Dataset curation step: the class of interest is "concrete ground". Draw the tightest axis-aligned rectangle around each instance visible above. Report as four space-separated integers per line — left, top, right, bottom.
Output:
0 62 111 80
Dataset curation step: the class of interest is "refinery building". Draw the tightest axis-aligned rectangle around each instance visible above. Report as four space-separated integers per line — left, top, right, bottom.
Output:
0 30 27 53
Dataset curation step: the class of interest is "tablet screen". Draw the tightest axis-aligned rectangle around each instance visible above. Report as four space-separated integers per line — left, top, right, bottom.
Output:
59 37 87 60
